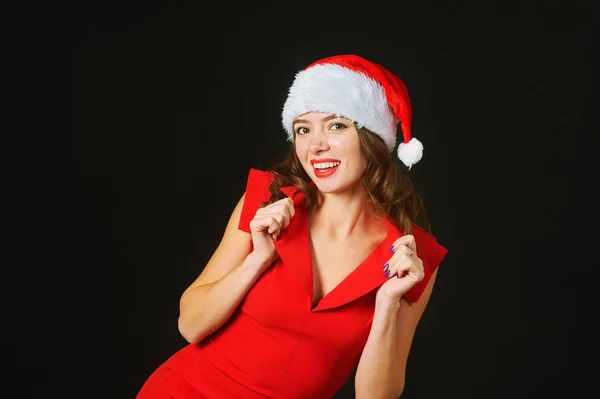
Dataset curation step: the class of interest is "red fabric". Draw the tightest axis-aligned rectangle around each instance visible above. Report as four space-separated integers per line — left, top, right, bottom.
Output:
137 366 207 399
238 168 275 235
136 168 448 398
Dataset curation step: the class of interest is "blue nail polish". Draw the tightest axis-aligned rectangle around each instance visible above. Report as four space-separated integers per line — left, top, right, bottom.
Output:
389 245 395 253
383 263 389 271
385 270 391 278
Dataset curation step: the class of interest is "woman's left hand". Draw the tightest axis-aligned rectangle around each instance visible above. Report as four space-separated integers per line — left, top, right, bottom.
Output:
376 234 425 303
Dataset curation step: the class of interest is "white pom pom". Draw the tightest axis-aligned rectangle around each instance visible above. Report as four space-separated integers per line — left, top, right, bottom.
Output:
397 138 423 169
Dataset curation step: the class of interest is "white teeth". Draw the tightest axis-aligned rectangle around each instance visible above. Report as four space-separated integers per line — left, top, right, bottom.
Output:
314 161 341 169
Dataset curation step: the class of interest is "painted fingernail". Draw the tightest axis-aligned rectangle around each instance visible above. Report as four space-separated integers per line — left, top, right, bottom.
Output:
383 263 389 271
385 270 391 278
275 235 280 241
389 245 395 253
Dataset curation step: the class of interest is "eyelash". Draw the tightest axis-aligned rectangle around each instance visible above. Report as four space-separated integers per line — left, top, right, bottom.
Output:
295 123 347 135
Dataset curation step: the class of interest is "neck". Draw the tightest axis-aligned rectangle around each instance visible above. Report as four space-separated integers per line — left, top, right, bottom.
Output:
310 186 381 240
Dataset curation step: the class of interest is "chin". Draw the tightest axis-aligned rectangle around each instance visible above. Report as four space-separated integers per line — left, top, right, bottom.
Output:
313 179 353 194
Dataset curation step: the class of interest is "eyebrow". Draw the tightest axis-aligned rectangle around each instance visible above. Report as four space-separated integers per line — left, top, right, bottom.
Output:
293 114 343 126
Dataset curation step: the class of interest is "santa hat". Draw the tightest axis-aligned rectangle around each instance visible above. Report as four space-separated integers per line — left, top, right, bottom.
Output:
282 54 423 169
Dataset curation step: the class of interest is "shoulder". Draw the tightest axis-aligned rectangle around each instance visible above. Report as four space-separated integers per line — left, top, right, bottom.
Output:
246 167 274 187
243 168 275 201
403 223 449 302
247 167 274 181
237 168 275 233
411 223 447 258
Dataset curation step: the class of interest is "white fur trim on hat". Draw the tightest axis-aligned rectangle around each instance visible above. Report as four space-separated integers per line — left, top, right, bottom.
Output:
282 63 398 151
397 137 423 170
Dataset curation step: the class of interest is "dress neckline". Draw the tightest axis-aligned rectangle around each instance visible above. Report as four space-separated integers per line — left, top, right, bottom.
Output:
303 208 393 311
276 184 401 312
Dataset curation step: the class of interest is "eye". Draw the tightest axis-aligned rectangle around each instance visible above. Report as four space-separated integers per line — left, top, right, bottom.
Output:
330 122 348 131
295 126 309 135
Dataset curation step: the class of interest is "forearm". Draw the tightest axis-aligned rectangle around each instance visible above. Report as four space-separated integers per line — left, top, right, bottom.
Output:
177 252 268 344
355 298 404 399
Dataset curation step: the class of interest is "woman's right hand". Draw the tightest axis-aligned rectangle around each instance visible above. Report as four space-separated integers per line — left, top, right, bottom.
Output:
248 197 295 268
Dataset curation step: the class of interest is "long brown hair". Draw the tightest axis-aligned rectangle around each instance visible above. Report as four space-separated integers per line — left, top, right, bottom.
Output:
262 126 430 235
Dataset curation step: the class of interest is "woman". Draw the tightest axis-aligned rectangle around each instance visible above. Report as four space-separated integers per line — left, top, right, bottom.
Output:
136 54 448 399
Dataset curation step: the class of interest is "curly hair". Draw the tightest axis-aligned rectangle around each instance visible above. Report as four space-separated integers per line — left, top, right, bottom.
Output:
261 126 431 236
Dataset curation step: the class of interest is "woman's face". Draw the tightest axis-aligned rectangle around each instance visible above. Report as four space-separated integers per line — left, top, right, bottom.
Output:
294 112 367 194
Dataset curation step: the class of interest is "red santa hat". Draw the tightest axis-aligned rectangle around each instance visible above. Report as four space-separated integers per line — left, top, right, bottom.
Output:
282 54 423 169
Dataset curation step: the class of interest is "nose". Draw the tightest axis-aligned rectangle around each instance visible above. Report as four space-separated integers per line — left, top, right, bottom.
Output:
308 131 329 154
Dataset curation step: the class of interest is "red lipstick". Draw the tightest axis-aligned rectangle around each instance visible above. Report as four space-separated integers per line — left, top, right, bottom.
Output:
310 158 341 178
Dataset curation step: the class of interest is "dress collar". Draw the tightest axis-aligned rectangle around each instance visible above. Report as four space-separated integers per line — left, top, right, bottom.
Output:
275 184 403 312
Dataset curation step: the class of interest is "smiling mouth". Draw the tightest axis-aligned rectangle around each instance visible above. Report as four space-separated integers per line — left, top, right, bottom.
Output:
312 161 341 171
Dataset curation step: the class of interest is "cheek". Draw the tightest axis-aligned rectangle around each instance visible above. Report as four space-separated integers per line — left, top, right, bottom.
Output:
329 137 350 153
295 141 312 174
295 141 308 159
330 137 362 163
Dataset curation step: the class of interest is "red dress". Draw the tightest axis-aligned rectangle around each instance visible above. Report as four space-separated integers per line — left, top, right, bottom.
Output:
137 168 448 399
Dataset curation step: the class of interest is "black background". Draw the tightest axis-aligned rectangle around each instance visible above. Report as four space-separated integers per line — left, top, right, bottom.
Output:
13 1 597 398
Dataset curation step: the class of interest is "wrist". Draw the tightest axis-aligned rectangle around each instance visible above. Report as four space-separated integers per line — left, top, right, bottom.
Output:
375 291 402 312
244 251 273 271
372 293 402 328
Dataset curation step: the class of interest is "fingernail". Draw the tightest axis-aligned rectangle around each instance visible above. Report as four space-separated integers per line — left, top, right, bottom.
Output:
389 245 395 253
275 235 279 241
385 271 391 278
383 263 389 271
